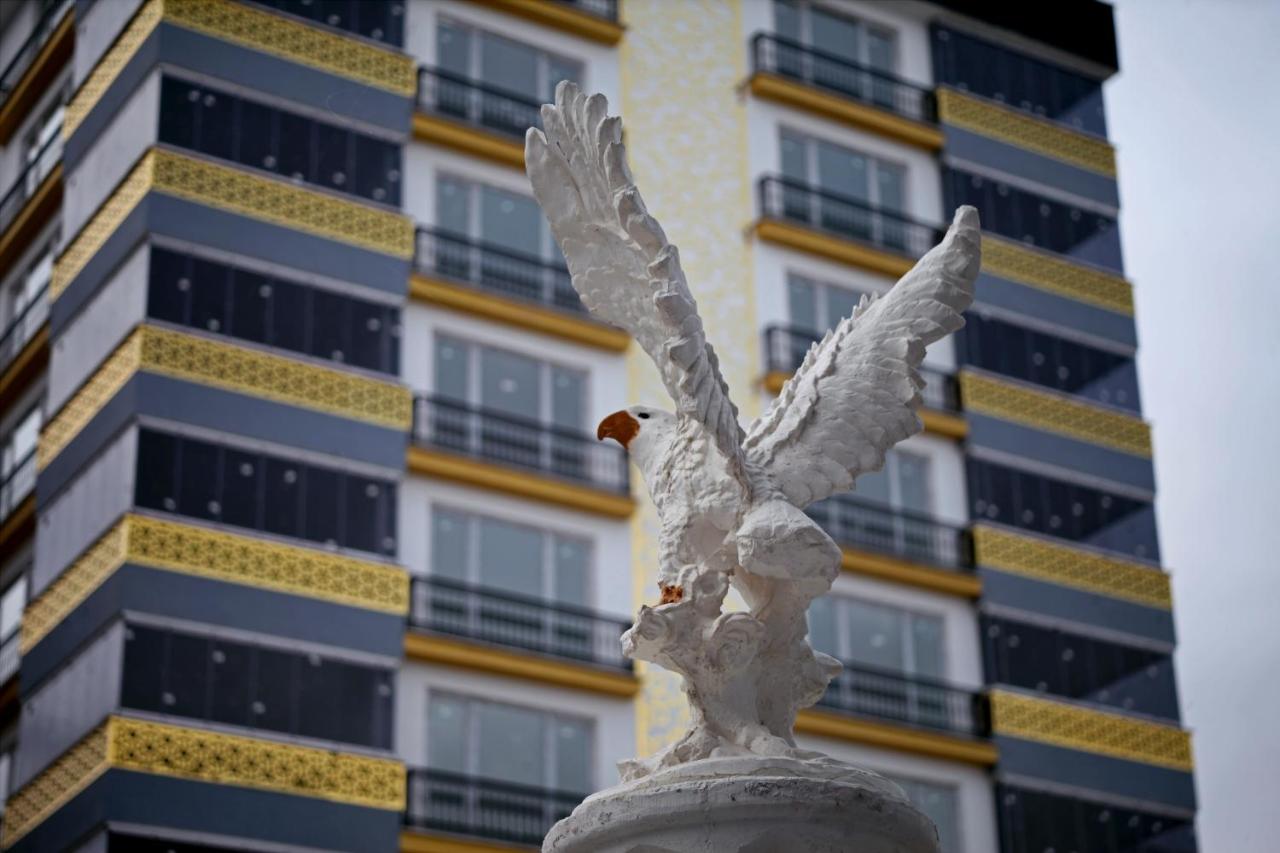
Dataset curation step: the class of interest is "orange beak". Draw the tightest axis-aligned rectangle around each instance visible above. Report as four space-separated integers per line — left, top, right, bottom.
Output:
596 410 639 449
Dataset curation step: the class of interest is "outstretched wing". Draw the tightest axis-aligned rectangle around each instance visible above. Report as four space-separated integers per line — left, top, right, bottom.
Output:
525 81 748 489
744 207 981 509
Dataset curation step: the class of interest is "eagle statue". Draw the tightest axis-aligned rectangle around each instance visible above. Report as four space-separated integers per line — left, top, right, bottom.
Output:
525 82 980 780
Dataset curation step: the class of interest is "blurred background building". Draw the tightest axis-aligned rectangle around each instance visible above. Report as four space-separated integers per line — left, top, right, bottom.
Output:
0 0 1195 851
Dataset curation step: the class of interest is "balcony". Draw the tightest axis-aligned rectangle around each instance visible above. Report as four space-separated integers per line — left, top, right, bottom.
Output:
409 575 631 673
0 0 73 143
818 661 989 740
411 228 626 350
414 67 539 168
470 0 623 46
0 447 35 526
749 33 941 151
408 396 634 518
0 629 18 686
405 767 583 848
755 176 943 278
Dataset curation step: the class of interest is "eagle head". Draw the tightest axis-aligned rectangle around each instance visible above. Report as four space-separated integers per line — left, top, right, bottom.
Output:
596 406 675 471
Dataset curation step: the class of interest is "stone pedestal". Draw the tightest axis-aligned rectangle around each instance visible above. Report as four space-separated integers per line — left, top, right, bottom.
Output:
543 756 939 853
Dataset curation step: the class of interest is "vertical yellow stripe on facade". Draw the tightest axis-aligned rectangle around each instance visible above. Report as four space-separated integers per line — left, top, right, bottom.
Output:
619 0 759 758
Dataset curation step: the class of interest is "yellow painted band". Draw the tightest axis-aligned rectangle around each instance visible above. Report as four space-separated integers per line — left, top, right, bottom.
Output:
841 547 981 598
467 0 624 45
412 112 526 171
754 219 915 278
796 707 998 766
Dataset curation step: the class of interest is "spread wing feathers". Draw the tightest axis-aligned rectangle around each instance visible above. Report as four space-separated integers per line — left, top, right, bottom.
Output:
744 207 981 509
525 81 749 490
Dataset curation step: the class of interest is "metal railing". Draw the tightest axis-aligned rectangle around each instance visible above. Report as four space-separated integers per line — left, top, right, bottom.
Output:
807 493 972 572
410 575 631 671
412 396 630 495
817 660 989 738
417 67 543 142
415 227 584 315
555 0 618 21
0 284 48 373
0 448 35 527
0 129 62 238
762 325 961 413
751 33 936 125
759 175 943 259
0 0 72 108
406 767 584 846
0 630 18 685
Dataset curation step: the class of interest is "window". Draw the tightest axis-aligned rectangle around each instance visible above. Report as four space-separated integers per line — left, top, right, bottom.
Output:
943 167 1116 263
889 776 961 853
147 246 401 375
437 21 581 105
134 429 397 556
159 77 401 205
932 27 1107 135
967 458 1159 560
0 577 24 646
436 175 560 261
249 0 405 46
808 595 944 678
774 0 896 73
434 336 585 429
787 273 866 336
24 100 63 192
430 507 590 605
121 623 394 749
998 785 1195 853
1 407 40 515
427 693 592 794
983 616 1180 719
959 314 1139 412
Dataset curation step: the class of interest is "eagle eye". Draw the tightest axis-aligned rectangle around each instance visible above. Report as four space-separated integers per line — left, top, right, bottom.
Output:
637 412 651 420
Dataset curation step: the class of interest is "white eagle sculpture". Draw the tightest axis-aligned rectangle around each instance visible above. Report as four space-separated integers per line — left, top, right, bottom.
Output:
526 82 980 781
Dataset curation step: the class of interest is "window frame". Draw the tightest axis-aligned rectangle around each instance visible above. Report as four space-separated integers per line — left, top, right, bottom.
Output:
434 172 561 263
436 17 585 101
773 0 899 73
811 592 948 678
780 127 910 213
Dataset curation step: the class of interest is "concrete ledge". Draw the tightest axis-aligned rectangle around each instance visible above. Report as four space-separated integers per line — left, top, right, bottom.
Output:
413 112 525 170
796 708 997 766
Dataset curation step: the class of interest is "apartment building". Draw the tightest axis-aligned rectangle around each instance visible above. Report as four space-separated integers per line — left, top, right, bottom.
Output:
0 1 1194 851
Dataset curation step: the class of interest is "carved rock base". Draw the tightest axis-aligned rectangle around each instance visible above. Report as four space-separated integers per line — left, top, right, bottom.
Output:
542 756 938 853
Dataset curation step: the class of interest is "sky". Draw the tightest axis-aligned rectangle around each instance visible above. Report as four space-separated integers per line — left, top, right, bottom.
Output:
1106 0 1280 847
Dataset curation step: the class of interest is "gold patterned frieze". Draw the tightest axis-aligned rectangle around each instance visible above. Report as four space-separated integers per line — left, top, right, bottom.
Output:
39 323 410 469
960 370 1152 458
990 689 1193 772
22 514 409 654
1 722 112 847
65 0 414 139
981 234 1134 316
972 524 1171 610
936 88 1117 178
52 148 413 301
1 716 404 846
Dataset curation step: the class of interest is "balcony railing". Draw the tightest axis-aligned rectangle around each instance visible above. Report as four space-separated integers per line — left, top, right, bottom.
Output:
807 494 973 572
0 0 72 110
415 227 584 314
556 0 619 21
417 67 542 142
818 660 989 739
412 396 630 495
0 130 62 238
0 447 35 526
0 630 18 684
410 575 631 671
751 33 936 125
763 325 961 414
0 284 48 372
406 767 584 847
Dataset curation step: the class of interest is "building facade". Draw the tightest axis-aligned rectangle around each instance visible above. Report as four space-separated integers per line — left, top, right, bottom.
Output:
0 1 1194 851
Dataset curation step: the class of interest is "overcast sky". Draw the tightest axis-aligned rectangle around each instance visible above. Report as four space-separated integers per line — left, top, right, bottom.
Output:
1105 1 1280 846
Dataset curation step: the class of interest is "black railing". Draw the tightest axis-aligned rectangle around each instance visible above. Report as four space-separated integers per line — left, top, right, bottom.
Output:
410 575 631 671
406 767 584 846
807 493 973 572
751 33 936 125
759 175 942 259
416 227 584 314
0 0 72 107
762 325 960 413
0 447 35 527
412 396 630 495
556 0 618 21
818 661 989 738
0 284 49 372
417 67 543 142
0 129 62 238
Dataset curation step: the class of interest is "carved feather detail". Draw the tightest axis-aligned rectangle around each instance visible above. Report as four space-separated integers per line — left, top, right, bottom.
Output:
744 207 981 509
